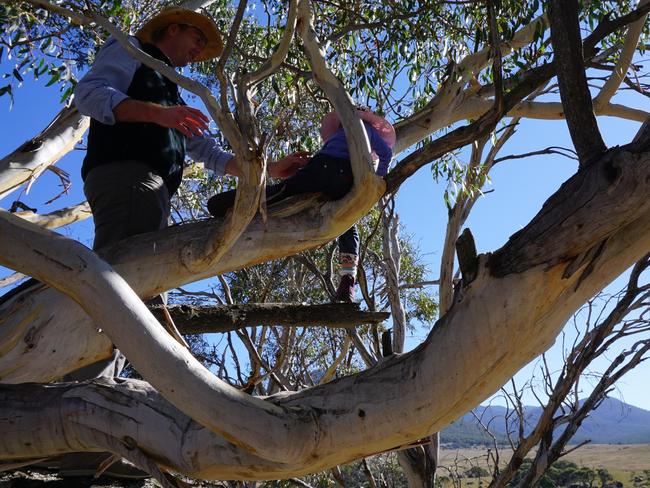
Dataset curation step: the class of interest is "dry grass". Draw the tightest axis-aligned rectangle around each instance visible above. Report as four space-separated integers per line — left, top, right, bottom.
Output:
439 443 650 477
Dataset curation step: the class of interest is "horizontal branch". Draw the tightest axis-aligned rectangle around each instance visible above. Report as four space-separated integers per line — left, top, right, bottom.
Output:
458 96 649 123
0 209 317 465
151 303 390 334
11 201 91 229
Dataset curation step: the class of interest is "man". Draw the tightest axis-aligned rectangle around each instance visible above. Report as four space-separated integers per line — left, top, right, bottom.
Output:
59 8 307 478
75 7 308 251
72 7 308 376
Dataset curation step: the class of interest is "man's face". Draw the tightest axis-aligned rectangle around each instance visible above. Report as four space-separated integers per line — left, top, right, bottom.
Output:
161 23 208 67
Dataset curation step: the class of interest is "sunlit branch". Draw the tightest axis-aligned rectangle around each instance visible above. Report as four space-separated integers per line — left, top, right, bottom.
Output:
594 0 650 110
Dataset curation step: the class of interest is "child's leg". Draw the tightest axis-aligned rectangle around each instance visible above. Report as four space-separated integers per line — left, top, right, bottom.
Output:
335 225 359 302
207 180 288 217
207 154 352 217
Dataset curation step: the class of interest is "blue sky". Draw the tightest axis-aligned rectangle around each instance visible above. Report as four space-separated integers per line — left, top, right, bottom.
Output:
1 57 649 412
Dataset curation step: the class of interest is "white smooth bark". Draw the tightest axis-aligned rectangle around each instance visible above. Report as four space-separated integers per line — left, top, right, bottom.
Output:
0 209 321 464
11 201 91 229
458 96 649 122
0 105 88 200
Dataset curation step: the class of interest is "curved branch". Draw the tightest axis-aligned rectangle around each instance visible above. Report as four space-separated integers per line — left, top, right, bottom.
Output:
243 0 299 88
0 118 649 479
0 210 316 465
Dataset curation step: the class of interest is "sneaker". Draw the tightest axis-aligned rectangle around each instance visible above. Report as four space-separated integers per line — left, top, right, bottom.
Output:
334 275 356 302
58 452 150 480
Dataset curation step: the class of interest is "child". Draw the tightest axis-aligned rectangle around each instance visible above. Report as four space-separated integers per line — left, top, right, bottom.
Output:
207 108 395 302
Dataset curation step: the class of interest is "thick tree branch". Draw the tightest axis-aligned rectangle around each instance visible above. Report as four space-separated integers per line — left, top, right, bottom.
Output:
151 303 390 334
548 0 607 166
1 121 650 478
0 210 317 465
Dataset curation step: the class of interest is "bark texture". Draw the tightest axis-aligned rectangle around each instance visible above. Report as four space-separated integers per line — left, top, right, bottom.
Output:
151 303 390 335
549 0 607 165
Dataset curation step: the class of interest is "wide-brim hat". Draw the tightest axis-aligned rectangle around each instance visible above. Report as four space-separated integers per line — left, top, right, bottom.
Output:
320 109 396 148
136 8 223 62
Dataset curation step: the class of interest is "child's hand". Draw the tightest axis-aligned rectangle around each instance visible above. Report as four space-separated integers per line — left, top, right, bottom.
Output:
268 151 311 178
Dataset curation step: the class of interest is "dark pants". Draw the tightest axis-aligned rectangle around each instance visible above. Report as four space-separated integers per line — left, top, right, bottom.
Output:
84 161 170 251
208 154 360 255
64 161 170 381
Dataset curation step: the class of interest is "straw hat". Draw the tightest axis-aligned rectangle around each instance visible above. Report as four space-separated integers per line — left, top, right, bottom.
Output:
320 109 396 148
136 8 223 62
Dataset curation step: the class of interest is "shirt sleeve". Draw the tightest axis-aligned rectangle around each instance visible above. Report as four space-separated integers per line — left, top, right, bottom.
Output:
365 123 393 176
186 134 235 176
74 36 141 125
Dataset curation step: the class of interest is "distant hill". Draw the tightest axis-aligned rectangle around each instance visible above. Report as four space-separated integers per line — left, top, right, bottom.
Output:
441 397 650 447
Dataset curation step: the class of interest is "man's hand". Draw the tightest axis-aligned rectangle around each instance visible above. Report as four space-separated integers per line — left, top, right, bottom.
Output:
268 151 311 179
151 105 210 137
114 100 210 137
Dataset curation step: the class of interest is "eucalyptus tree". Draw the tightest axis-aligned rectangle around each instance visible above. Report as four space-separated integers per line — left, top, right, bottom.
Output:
0 0 649 486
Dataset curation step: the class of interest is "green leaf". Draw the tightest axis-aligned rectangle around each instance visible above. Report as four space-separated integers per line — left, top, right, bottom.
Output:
45 71 60 87
59 84 74 103
12 68 23 83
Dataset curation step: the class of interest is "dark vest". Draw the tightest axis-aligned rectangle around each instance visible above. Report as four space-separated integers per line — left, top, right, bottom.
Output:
81 43 186 196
